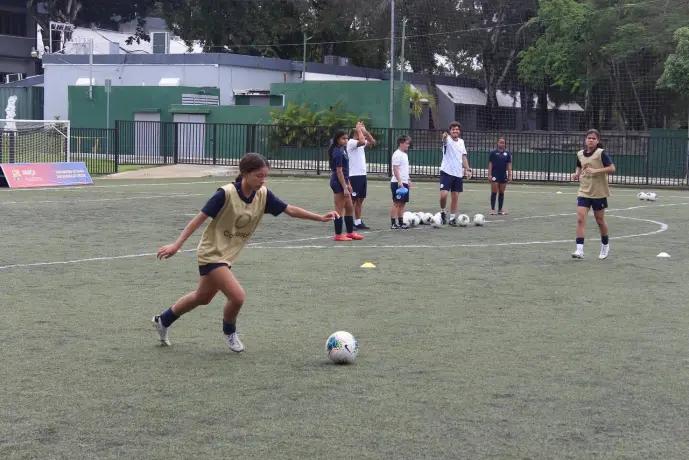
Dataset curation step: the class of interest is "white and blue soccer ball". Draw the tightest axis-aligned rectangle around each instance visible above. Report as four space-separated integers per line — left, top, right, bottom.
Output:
458 214 470 227
647 192 657 201
326 331 358 364
473 214 485 226
430 214 442 228
411 214 421 226
637 192 648 200
422 213 433 225
403 212 413 227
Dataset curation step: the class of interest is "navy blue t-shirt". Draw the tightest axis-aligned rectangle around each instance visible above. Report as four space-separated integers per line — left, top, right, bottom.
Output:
201 182 288 218
489 149 512 174
330 146 349 180
577 149 612 168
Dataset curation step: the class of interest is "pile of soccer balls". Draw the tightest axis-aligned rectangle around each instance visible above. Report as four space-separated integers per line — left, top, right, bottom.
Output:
637 192 658 201
402 211 485 228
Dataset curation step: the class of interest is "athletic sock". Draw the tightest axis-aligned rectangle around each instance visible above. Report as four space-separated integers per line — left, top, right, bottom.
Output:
355 219 362 226
498 193 505 210
601 235 609 245
160 308 178 328
334 217 343 235
222 320 236 335
344 216 355 233
490 192 497 210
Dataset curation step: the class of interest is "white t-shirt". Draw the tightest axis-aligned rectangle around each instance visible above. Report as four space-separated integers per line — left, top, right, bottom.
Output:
390 149 409 183
347 139 367 176
440 137 467 178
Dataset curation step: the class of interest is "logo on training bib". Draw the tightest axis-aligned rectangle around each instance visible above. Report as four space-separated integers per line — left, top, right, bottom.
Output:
235 213 253 228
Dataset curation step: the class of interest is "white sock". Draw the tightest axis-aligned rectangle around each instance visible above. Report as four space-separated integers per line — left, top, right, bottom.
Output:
450 214 456 220
577 243 584 252
355 219 362 225
441 209 446 213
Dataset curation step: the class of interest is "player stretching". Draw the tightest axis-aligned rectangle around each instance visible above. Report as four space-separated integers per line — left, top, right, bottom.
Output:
329 130 365 241
347 121 376 230
571 129 615 260
440 122 472 226
390 135 411 229
488 137 512 215
152 153 339 351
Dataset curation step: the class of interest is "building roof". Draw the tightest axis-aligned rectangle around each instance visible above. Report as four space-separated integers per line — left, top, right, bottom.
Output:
0 75 44 87
437 84 583 112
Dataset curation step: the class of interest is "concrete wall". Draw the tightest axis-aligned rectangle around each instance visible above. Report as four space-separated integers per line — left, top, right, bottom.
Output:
44 63 299 120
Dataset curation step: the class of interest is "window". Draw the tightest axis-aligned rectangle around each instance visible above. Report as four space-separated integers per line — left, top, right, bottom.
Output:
0 11 27 37
0 72 26 83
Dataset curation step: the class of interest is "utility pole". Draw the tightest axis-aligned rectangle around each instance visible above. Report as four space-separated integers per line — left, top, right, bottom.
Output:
389 0 395 128
399 17 407 81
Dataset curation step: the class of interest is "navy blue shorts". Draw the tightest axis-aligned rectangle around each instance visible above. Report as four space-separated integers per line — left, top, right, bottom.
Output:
330 177 349 194
491 171 508 184
199 263 230 276
440 171 463 193
391 182 410 203
577 197 608 211
349 175 367 199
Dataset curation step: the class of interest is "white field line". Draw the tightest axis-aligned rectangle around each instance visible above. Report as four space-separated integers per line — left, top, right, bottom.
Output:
0 204 679 270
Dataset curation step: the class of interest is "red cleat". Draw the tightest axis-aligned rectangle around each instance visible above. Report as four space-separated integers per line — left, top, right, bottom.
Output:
345 232 365 240
334 234 352 241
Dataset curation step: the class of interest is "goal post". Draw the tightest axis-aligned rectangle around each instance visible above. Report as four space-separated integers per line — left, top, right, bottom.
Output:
0 119 70 164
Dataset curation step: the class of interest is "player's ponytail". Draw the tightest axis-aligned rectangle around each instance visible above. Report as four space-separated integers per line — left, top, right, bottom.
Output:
328 130 347 167
235 152 270 183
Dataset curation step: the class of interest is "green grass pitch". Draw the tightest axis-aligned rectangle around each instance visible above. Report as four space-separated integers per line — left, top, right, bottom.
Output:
1 177 688 459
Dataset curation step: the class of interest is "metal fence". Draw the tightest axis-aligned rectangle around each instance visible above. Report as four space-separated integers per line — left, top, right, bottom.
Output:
62 122 689 186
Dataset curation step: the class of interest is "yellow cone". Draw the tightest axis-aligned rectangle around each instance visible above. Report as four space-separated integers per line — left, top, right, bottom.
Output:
360 262 376 268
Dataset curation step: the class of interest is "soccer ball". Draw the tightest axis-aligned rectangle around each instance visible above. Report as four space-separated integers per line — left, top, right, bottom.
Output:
403 212 413 227
411 214 421 226
430 215 442 228
458 214 470 227
647 192 657 201
637 192 648 200
326 331 358 364
423 213 434 224
473 214 485 226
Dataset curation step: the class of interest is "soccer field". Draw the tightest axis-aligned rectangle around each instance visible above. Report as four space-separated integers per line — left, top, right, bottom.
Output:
1 177 688 459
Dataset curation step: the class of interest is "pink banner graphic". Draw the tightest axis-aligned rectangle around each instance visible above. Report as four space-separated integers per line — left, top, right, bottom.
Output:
0 162 94 188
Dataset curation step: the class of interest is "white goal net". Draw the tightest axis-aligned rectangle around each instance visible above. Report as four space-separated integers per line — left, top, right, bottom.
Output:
0 119 70 164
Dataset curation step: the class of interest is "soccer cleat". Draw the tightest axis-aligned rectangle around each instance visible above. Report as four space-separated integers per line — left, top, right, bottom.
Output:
333 234 352 241
152 315 171 346
224 332 245 353
399 223 410 229
599 244 610 260
571 249 584 259
449 218 458 227
490 210 496 215
440 211 447 225
355 222 371 230
390 223 401 230
345 232 365 240
498 209 508 215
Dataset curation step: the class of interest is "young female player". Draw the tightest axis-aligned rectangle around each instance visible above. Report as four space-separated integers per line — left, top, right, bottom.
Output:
152 153 339 351
487 137 512 215
329 129 364 241
571 129 615 260
390 135 411 229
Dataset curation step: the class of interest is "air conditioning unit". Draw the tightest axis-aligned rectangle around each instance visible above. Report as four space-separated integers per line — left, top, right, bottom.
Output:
5 73 24 84
152 32 170 54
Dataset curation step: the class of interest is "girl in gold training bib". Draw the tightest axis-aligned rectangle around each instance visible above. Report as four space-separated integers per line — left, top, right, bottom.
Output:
571 129 616 260
152 153 339 352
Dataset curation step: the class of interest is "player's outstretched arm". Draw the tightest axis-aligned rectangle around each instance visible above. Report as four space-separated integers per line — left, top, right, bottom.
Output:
284 205 339 222
157 212 209 259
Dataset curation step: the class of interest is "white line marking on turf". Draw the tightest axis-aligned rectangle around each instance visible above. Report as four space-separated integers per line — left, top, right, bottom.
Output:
1 201 682 270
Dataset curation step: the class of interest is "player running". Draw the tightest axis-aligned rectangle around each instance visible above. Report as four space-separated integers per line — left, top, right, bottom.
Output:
152 153 339 351
439 121 472 226
571 129 616 260
487 137 512 215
